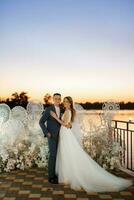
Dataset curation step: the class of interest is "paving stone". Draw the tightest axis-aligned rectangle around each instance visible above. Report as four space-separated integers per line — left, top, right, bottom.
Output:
18 190 31 195
99 194 112 199
9 187 20 192
64 193 77 198
0 184 11 188
13 179 24 183
0 193 5 198
120 191 132 196
32 184 42 189
87 191 98 195
53 190 64 195
0 167 133 200
22 181 33 186
29 193 41 198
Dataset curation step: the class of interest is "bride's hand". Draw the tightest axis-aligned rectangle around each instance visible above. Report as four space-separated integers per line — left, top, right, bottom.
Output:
62 122 66 126
65 122 72 129
50 111 57 119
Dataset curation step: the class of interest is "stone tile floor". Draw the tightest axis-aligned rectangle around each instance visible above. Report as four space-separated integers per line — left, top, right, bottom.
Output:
0 167 133 200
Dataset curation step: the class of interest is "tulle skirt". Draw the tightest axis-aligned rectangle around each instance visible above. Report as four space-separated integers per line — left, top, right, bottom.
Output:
56 126 133 192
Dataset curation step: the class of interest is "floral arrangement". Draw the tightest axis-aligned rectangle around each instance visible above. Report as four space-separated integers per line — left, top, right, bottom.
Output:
82 102 123 171
0 134 49 172
0 103 49 172
0 101 122 172
82 129 123 170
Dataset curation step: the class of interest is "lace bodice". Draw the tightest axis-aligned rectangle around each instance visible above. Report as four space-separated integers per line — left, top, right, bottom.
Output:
62 110 71 124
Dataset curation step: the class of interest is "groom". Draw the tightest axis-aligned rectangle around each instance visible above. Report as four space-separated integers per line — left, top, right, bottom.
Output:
39 93 65 184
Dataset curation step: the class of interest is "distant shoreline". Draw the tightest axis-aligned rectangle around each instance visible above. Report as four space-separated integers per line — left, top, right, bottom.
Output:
80 102 134 110
0 91 134 110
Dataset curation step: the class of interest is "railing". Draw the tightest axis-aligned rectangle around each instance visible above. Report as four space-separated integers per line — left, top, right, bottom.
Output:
112 120 134 171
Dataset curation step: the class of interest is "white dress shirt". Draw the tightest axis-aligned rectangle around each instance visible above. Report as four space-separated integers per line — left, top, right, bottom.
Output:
54 105 60 118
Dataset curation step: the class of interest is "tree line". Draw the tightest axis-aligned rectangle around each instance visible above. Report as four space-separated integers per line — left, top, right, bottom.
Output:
80 101 134 110
0 92 134 110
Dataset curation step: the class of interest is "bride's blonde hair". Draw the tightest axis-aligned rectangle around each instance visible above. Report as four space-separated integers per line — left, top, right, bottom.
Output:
64 96 76 122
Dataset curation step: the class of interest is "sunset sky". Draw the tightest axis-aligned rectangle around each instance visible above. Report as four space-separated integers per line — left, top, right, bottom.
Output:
0 0 134 103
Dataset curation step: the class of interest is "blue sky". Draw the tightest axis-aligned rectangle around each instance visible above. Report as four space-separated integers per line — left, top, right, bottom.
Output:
0 0 134 102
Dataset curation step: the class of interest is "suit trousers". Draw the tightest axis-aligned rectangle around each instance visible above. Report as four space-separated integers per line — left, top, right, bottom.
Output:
47 135 59 179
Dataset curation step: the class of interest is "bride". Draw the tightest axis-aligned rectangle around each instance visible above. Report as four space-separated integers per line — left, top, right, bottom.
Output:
50 96 133 192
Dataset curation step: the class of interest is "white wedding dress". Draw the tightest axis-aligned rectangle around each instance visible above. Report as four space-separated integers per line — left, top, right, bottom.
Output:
56 110 133 192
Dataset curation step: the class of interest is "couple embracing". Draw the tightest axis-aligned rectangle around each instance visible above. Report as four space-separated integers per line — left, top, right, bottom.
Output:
39 93 132 192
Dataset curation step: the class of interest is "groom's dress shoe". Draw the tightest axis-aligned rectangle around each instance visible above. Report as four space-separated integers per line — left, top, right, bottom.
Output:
54 175 58 181
49 178 58 184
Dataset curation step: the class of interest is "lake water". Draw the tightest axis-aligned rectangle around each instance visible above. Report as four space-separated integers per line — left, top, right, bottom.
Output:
82 110 134 171
84 109 134 121
78 110 134 131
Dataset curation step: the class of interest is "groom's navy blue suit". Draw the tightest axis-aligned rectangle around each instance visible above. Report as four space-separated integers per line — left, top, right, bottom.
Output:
39 104 64 179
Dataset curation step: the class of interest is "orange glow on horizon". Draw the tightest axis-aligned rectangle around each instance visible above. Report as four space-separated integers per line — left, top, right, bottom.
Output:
1 91 134 103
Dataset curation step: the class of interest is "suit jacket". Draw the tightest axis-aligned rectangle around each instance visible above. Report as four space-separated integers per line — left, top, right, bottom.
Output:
39 104 64 138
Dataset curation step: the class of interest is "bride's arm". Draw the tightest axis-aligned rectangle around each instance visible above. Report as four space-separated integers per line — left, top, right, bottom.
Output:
50 110 72 128
61 110 72 128
64 110 72 128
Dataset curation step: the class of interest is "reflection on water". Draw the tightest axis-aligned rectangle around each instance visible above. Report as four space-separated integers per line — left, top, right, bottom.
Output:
80 110 134 128
113 110 134 121
79 110 134 132
84 110 134 121
83 110 134 170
